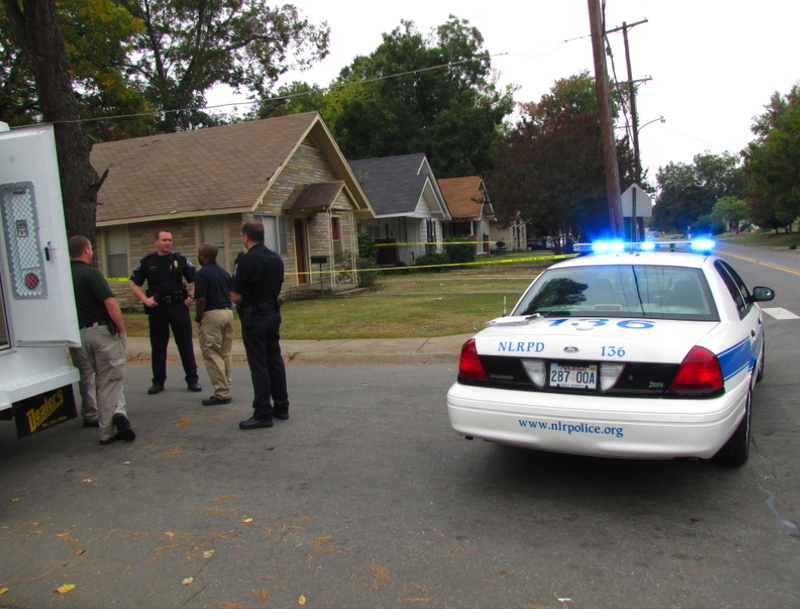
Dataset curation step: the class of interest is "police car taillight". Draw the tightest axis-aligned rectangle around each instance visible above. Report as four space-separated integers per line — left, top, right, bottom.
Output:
458 339 488 380
668 347 723 392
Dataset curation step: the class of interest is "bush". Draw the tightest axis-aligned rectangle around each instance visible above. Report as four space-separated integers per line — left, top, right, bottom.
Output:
357 231 378 261
356 256 379 288
414 252 450 272
443 237 476 265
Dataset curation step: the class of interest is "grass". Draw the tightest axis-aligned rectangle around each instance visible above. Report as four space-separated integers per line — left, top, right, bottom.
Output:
121 259 545 340
717 230 800 248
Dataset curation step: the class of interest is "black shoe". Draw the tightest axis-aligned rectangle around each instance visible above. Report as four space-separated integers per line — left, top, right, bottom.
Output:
188 383 202 393
202 395 232 406
273 412 290 420
113 413 136 442
83 418 100 428
148 384 164 395
100 433 120 446
239 416 273 430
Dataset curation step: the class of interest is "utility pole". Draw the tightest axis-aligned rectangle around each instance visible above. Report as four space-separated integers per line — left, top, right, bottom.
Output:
608 19 648 240
587 0 623 237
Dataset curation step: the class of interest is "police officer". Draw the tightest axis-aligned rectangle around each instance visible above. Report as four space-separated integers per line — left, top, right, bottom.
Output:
130 230 201 394
69 236 135 445
230 220 289 429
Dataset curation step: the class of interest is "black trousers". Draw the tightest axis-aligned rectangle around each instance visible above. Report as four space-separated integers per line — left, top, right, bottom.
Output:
148 303 198 386
241 311 289 420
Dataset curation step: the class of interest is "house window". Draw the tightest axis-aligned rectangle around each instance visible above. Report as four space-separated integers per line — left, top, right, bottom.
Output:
257 214 287 254
331 217 342 253
105 225 128 278
200 216 226 270
426 218 436 254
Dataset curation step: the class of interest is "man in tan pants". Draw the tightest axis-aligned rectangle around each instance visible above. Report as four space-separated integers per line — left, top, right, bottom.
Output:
193 243 234 405
68 236 135 445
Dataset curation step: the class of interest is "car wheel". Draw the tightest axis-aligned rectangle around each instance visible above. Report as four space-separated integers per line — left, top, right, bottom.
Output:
755 338 765 383
715 388 751 466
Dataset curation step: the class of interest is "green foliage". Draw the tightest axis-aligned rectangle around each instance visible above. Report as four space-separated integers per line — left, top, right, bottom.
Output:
712 196 750 233
414 252 450 272
443 237 476 264
357 230 379 262
117 0 330 132
356 256 379 288
693 213 726 236
264 16 514 178
652 152 743 233
487 72 636 247
0 0 155 139
742 86 800 230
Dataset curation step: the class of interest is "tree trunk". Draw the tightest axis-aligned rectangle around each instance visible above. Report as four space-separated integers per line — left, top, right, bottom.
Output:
2 0 104 247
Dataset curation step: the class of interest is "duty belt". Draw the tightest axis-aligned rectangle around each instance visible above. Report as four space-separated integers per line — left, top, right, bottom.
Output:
154 292 186 305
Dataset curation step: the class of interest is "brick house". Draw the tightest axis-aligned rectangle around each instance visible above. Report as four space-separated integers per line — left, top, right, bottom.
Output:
348 154 451 266
91 112 375 308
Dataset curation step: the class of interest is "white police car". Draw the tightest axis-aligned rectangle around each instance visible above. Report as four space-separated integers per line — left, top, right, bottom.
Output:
446 240 775 465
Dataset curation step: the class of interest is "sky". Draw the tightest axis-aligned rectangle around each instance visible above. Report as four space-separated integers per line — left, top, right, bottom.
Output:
209 0 800 185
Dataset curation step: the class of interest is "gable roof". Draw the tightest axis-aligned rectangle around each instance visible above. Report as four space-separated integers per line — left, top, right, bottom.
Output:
438 176 488 220
348 153 449 218
91 112 374 225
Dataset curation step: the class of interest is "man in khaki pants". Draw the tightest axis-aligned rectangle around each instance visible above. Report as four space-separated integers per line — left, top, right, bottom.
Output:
193 243 234 405
68 236 135 445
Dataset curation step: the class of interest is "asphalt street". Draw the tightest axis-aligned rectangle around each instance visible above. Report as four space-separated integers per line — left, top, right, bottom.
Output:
0 242 799 609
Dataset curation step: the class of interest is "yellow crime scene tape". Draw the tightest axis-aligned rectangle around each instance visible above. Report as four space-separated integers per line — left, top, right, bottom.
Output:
106 251 575 280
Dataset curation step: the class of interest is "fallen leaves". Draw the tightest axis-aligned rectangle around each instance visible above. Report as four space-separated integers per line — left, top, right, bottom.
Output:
55 584 75 594
298 595 307 605
175 416 192 428
182 577 194 585
212 495 237 503
242 518 254 523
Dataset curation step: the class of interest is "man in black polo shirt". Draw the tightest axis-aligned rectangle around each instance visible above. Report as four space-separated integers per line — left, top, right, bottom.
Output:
230 221 289 429
194 242 234 406
68 236 135 445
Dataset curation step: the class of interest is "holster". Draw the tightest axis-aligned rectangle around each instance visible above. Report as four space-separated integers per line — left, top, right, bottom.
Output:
238 305 254 329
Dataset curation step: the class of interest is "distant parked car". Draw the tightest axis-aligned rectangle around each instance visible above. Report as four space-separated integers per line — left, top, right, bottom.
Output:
527 238 552 250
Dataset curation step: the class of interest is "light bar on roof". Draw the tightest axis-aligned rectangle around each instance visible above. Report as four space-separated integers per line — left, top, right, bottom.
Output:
574 240 716 254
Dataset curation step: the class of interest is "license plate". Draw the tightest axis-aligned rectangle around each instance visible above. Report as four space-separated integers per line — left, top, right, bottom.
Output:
549 363 597 389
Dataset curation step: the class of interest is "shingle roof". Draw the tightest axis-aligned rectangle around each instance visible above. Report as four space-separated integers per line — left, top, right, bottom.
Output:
285 181 344 211
438 176 485 219
91 112 358 224
348 154 430 215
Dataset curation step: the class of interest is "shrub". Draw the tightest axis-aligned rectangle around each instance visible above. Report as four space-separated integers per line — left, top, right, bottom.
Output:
356 256 379 288
443 237 476 265
414 252 450 272
357 231 378 261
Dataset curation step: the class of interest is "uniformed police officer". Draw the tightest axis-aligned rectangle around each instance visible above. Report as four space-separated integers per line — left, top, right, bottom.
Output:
130 230 201 394
230 221 289 429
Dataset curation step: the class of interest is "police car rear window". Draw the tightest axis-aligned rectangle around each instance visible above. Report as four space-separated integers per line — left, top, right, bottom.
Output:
513 265 719 321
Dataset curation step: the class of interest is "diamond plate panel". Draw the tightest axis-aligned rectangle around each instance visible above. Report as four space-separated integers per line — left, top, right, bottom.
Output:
1 181 48 299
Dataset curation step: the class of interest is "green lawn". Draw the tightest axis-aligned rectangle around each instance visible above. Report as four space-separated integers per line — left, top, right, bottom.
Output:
121 262 542 339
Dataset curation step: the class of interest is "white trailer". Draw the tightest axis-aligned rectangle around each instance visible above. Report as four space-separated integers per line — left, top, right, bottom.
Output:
0 122 81 437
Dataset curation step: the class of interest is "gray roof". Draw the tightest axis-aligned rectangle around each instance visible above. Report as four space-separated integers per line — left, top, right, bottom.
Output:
348 154 430 216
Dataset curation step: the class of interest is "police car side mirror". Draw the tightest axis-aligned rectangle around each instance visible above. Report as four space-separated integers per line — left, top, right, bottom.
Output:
750 286 775 302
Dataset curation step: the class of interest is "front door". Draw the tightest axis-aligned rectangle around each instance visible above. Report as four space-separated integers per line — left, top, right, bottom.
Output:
294 218 308 284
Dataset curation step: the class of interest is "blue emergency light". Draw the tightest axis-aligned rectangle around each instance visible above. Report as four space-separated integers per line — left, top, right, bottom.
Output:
574 240 716 254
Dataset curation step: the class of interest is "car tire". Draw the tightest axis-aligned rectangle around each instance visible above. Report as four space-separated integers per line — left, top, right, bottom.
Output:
755 339 765 383
715 388 751 466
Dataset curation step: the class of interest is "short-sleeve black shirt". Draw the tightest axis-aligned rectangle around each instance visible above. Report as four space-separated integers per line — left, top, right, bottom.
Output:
194 260 232 310
230 243 284 306
130 251 196 295
71 260 114 327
